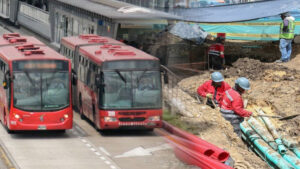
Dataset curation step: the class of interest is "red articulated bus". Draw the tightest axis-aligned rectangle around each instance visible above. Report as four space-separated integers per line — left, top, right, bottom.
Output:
0 33 73 133
61 34 162 130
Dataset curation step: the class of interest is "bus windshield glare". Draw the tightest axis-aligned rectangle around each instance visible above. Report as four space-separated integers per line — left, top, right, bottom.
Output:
101 70 162 109
13 60 69 111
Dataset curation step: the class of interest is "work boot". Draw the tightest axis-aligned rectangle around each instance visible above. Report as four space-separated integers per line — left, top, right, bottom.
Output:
275 59 283 63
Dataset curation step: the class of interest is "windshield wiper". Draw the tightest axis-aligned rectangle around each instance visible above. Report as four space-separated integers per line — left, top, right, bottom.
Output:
137 70 148 85
24 71 37 86
115 70 126 83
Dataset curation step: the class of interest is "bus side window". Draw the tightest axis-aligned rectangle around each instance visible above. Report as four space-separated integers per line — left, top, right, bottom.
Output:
60 46 64 55
5 64 10 110
0 61 3 71
0 60 3 82
71 51 74 59
64 46 66 56
68 48 71 58
89 63 96 89
85 60 90 85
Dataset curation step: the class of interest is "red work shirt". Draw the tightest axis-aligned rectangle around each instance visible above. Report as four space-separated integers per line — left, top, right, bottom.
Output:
208 43 224 58
220 88 252 117
197 80 231 104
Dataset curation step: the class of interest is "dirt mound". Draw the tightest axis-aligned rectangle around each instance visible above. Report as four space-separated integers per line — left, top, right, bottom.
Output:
222 58 298 81
164 86 269 169
168 57 300 168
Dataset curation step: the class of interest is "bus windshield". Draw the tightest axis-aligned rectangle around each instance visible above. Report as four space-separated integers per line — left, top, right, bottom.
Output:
13 71 69 111
101 70 162 109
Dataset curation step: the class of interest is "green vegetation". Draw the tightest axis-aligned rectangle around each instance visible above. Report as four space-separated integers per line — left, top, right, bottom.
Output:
163 110 200 135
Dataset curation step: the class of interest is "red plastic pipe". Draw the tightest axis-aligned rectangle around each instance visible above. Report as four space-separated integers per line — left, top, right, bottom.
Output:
157 128 215 157
163 121 230 162
172 138 233 169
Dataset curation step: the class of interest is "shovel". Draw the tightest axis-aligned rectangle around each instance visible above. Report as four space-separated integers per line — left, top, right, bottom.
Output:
279 114 300 121
254 114 300 121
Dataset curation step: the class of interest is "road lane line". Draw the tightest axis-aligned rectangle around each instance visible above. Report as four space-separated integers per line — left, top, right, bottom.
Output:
99 146 111 156
71 122 121 169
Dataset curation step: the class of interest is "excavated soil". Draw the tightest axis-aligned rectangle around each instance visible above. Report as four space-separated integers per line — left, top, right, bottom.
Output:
165 57 300 169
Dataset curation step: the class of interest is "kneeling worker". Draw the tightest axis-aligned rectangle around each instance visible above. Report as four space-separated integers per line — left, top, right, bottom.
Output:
197 72 231 108
220 77 253 137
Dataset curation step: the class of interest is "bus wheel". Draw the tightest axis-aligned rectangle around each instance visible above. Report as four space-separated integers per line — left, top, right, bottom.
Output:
56 130 66 134
4 113 14 134
5 126 14 134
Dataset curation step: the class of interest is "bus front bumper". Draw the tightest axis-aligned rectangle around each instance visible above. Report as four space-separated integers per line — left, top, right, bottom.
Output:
100 119 162 130
8 118 72 130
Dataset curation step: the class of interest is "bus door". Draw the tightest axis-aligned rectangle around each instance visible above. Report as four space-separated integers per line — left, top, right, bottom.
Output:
83 61 94 120
0 61 8 123
73 45 80 109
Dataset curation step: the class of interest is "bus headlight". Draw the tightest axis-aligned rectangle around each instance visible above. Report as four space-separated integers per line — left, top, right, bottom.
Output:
14 114 20 119
104 117 117 122
148 116 160 121
64 114 69 119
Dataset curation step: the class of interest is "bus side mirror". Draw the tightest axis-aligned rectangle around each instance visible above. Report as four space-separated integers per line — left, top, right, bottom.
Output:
2 80 8 89
72 70 77 86
3 71 11 89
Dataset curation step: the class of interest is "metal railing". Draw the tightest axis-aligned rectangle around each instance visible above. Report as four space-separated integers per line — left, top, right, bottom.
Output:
161 65 203 117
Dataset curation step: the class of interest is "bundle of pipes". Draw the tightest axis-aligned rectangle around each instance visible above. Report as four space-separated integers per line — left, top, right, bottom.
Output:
240 108 300 169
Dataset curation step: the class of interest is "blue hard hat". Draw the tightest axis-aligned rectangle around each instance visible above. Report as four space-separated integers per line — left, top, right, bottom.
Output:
211 72 224 82
235 77 250 90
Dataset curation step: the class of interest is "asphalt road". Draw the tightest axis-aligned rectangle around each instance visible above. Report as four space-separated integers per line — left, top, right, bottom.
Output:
0 22 197 169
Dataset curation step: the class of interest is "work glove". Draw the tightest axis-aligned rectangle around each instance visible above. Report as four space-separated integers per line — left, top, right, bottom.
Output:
206 93 213 99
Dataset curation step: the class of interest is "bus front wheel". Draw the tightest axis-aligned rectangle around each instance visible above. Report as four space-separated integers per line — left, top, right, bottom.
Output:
4 112 14 134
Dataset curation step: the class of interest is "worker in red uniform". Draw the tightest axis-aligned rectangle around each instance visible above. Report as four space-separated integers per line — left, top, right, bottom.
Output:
220 77 253 137
208 33 225 70
197 72 231 108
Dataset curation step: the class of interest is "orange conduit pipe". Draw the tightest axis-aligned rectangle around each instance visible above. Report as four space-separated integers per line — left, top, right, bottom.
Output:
162 121 230 162
157 128 215 157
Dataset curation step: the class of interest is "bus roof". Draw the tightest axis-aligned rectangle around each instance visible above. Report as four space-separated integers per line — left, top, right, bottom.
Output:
0 34 69 62
61 34 124 49
79 44 158 65
0 33 44 46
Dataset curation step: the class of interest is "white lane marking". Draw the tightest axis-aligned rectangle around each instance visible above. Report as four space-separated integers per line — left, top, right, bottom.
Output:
74 125 86 136
72 122 120 169
146 143 171 153
114 144 171 158
99 147 111 156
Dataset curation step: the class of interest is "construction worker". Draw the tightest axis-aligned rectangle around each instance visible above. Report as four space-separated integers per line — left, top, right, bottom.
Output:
197 72 231 108
275 12 295 63
220 77 253 137
208 33 225 70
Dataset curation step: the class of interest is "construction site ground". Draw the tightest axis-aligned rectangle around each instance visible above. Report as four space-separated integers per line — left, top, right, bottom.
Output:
163 54 300 169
